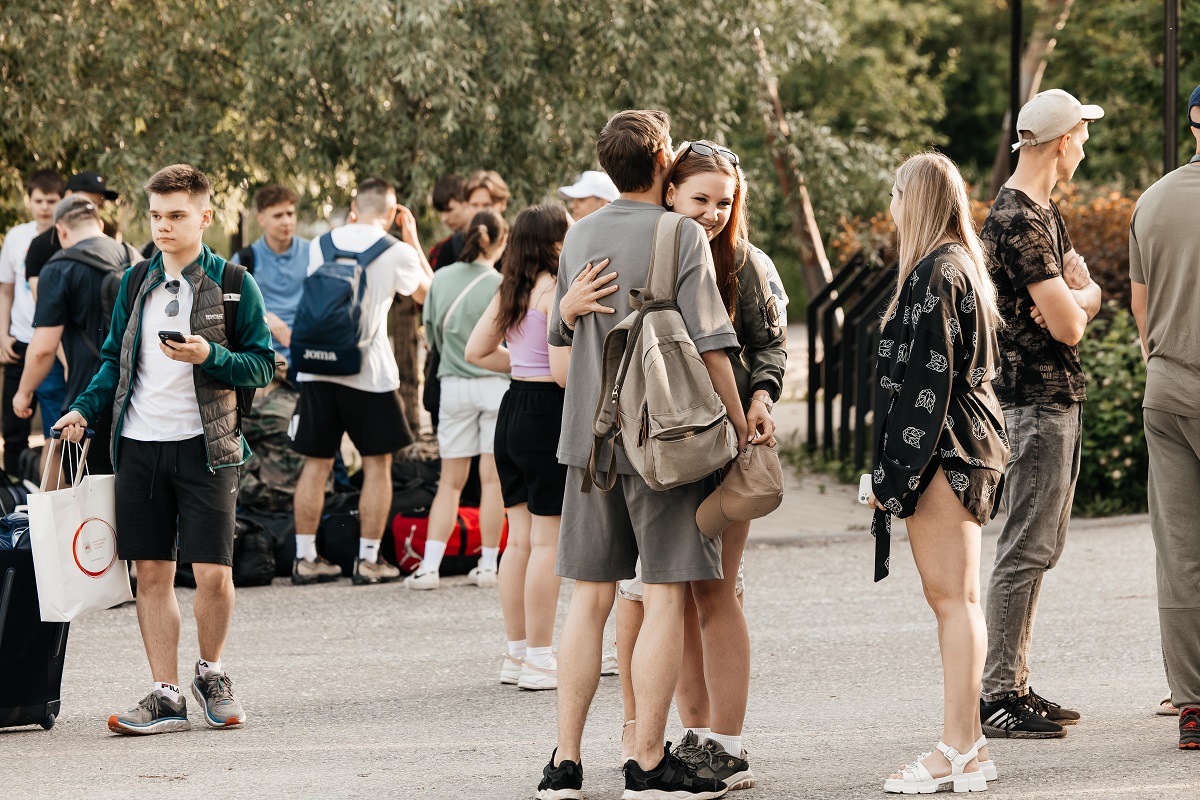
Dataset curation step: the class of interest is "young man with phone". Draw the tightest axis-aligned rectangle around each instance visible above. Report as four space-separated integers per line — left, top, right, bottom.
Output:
978 89 1103 739
55 164 274 735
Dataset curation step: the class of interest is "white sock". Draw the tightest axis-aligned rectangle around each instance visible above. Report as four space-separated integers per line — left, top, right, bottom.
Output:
507 640 527 660
154 682 182 702
707 732 742 755
479 546 499 572
526 645 554 669
197 658 222 679
295 533 318 562
421 539 446 574
359 538 380 563
685 727 711 741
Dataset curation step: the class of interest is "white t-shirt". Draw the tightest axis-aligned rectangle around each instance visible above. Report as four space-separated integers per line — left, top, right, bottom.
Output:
121 274 205 442
0 221 41 342
297 224 425 393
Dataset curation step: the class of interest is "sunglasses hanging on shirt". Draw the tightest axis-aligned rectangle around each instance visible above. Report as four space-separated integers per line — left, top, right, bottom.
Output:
164 280 180 318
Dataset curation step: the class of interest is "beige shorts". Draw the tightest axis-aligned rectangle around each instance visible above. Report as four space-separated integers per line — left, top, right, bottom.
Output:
618 556 746 602
437 376 508 459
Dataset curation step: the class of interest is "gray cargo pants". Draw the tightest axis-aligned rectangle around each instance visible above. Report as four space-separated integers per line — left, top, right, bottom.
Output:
982 402 1082 701
1144 408 1200 709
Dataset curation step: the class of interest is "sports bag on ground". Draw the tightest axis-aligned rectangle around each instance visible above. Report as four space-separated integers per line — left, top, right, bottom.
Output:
392 506 508 577
290 232 398 376
585 212 737 493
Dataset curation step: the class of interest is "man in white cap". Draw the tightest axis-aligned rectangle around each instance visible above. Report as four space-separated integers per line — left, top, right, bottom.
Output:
977 88 1103 739
557 170 619 221
1129 84 1200 750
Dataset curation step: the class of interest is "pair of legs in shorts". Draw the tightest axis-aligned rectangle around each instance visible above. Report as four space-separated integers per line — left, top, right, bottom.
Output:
493 381 567 684
407 376 508 585
291 381 413 580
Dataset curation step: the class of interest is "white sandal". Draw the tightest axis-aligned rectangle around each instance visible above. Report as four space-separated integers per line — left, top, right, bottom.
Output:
883 740 988 794
974 736 998 782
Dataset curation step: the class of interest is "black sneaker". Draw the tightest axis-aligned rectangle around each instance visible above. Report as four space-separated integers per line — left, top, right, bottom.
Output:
536 749 583 800
671 730 706 760
1181 707 1200 750
1025 688 1081 725
682 739 756 791
623 745 728 799
981 695 1066 739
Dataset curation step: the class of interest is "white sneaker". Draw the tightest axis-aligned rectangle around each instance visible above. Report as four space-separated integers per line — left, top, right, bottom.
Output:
518 657 557 691
601 650 619 676
500 653 523 685
468 565 497 588
404 569 440 590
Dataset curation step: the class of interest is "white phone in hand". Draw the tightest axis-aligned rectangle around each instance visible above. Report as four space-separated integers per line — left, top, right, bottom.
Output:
858 473 873 505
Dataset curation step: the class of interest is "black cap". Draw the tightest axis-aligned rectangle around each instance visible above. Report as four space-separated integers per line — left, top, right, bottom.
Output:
65 171 119 201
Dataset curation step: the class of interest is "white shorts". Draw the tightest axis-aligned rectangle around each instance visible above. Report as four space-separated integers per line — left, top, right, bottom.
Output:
618 556 746 602
437 376 509 459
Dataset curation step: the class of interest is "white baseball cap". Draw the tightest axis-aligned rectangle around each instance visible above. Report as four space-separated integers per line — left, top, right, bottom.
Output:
558 170 619 202
1012 89 1104 152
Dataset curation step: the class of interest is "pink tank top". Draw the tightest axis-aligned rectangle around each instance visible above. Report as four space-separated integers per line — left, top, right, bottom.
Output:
506 308 551 378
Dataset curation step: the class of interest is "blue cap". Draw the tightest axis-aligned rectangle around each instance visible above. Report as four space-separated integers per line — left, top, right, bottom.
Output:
1189 85 1200 128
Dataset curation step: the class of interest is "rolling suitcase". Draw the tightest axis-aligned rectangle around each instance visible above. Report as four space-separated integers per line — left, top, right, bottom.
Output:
0 548 69 730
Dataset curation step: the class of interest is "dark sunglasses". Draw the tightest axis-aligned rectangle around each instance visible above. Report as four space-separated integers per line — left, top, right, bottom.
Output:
164 279 180 318
678 140 740 167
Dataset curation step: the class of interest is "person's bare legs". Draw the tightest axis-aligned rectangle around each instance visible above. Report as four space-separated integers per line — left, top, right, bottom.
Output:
632 581 688 769
686 521 751 738
358 454 393 544
294 457 334 537
191 563 235 663
554 580 616 764
478 454 504 549
890 468 988 781
526 513 562 648
675 589 710 726
426 457 471 544
499 504 532 644
135 560 180 684
617 595 644 757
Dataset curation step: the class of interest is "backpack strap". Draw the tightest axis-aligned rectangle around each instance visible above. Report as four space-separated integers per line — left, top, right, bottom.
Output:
234 245 256 274
123 259 152 315
220 261 256 427
439 271 493 341
647 212 684 304
318 232 400 266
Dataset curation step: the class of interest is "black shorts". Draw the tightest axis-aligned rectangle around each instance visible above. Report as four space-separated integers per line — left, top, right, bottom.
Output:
115 436 238 565
290 381 413 459
493 381 568 516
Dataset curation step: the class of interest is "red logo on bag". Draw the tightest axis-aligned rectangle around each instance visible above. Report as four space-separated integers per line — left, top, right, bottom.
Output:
72 518 118 578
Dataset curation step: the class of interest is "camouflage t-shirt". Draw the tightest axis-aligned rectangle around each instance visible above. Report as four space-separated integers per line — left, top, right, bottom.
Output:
979 187 1086 406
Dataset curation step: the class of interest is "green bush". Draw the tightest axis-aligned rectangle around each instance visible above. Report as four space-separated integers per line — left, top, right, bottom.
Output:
1075 306 1148 517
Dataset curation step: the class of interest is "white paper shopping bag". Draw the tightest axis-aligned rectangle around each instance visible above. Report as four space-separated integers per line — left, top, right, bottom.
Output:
29 437 133 622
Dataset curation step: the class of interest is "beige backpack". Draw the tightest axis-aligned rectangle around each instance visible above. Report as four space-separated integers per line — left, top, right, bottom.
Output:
585 212 738 492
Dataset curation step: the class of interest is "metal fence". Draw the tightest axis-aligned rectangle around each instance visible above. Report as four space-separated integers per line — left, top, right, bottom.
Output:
806 253 896 469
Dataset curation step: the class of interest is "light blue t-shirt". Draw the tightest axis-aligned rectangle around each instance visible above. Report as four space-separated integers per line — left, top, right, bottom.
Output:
233 235 309 359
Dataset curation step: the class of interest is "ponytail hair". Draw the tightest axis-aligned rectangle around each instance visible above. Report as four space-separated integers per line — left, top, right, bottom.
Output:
460 210 509 263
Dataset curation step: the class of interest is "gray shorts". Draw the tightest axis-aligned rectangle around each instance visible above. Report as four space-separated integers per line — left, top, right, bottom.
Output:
619 557 745 601
556 466 724 584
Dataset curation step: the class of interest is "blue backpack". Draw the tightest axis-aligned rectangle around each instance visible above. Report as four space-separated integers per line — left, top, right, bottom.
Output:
290 232 398 376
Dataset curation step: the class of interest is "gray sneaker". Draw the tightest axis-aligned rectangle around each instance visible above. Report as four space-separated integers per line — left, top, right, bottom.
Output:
292 556 343 585
683 740 756 791
353 557 401 585
107 692 191 735
190 665 246 728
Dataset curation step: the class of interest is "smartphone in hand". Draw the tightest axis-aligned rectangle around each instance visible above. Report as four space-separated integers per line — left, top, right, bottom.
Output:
858 474 873 505
158 330 187 345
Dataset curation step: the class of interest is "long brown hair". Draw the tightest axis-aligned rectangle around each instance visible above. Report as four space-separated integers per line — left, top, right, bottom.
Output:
459 209 509 263
663 142 748 319
495 204 571 335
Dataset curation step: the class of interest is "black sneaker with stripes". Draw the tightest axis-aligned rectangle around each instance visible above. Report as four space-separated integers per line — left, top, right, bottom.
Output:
981 695 1066 739
1025 688 1081 725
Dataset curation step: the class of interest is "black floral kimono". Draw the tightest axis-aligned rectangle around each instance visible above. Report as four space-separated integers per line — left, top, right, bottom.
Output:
871 243 1010 581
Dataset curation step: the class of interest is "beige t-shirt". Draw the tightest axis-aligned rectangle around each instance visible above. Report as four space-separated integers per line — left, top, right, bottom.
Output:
1129 162 1200 418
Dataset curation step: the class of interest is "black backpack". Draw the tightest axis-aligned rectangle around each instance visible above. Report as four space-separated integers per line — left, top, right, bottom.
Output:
46 242 141 359
124 260 256 427
233 246 255 274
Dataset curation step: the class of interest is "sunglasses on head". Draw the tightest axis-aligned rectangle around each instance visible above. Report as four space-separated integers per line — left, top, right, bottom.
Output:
678 140 740 167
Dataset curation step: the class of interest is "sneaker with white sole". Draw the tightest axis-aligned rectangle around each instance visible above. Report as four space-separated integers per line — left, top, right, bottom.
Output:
291 556 343 585
682 739 756 791
500 653 523 685
404 568 440 590
107 692 191 735
190 665 246 728
518 657 558 691
601 650 619 676
468 565 497 588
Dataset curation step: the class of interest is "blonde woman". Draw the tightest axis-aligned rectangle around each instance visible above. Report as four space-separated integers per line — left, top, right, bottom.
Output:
867 152 1009 793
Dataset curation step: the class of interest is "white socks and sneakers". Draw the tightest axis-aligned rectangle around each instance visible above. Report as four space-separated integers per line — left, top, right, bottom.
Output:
405 542 500 590
516 644 556 691
296 534 318 562
469 547 498 588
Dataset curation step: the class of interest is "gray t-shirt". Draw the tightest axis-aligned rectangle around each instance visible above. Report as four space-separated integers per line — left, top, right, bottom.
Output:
549 198 739 473
1130 163 1200 418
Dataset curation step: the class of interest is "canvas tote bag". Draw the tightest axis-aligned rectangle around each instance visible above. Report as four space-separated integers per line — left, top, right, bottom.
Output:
29 432 132 622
